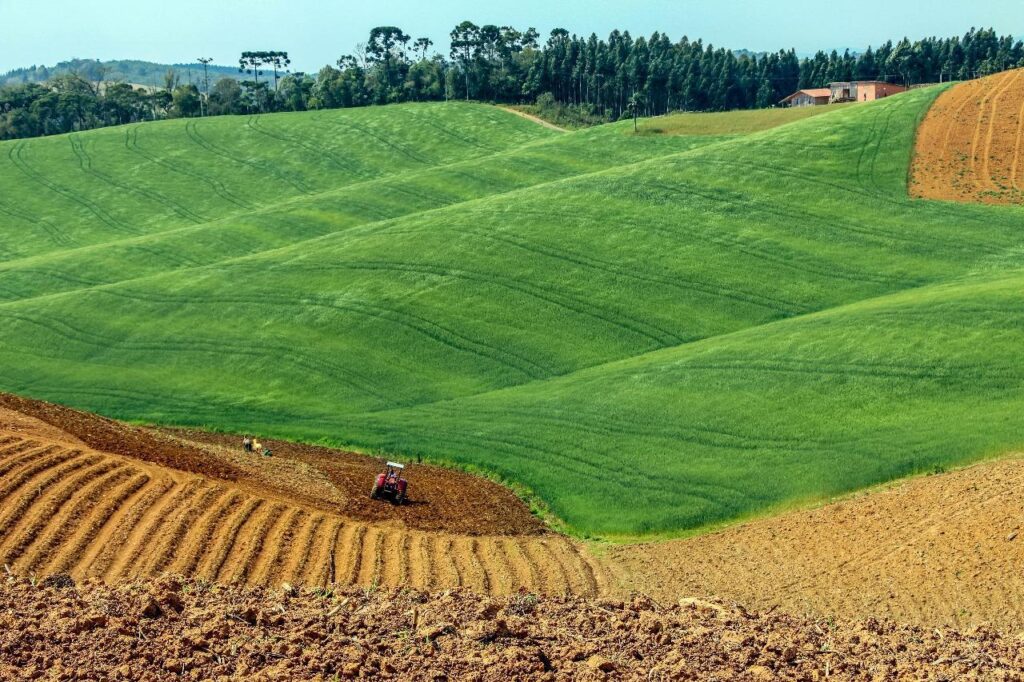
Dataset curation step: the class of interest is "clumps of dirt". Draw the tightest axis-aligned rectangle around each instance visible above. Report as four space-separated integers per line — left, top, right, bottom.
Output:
1 575 1020 681
165 429 547 536
0 393 241 482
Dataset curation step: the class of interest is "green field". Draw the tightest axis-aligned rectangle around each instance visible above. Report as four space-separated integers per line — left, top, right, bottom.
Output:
2 90 1023 537
637 103 849 136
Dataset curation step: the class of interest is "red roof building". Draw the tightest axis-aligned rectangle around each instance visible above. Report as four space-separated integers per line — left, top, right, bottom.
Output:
779 88 831 107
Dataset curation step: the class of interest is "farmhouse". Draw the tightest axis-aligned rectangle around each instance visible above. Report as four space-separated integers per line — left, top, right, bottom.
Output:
829 80 907 102
781 80 907 107
779 88 831 107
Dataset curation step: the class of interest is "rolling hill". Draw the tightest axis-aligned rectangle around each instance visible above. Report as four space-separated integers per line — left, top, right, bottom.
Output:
1 58 242 88
0 86 1022 536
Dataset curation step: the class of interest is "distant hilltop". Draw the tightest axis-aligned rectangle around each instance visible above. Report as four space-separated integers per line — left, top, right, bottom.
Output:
0 58 242 88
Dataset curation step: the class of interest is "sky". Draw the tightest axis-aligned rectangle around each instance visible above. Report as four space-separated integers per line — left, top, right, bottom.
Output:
1 0 1022 73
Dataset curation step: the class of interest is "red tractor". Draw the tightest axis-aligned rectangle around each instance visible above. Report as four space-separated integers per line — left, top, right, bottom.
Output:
371 462 408 505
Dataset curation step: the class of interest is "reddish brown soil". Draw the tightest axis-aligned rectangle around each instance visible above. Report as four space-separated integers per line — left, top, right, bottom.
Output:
0 397 599 597
612 455 1024 631
166 428 544 536
3 575 1021 682
0 393 241 482
911 67 1024 204
0 393 543 537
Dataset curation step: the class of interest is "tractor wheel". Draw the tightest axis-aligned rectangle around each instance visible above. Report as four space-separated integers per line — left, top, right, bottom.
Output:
370 484 380 499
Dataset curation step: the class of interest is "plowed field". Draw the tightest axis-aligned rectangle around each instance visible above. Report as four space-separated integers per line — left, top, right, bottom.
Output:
911 67 1024 203
0 397 608 597
6 394 1024 632
613 454 1024 630
4 576 1021 681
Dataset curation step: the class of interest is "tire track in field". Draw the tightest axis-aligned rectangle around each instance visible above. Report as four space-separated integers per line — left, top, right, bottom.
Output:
978 71 1018 191
124 125 252 210
8 141 136 236
68 134 208 223
914 67 1024 204
247 115 363 175
185 120 315 195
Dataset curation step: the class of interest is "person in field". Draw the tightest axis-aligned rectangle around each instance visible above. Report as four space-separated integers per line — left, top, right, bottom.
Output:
242 436 253 453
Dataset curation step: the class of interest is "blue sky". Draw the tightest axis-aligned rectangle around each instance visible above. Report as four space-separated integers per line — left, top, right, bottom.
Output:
1 0 1021 73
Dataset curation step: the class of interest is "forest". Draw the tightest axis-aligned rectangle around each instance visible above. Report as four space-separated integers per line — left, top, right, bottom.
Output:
0 25 1020 140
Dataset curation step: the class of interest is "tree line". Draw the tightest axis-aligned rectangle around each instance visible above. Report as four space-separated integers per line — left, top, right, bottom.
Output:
1 25 1021 140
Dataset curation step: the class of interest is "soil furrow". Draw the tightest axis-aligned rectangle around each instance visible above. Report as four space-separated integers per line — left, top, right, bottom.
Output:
281 512 321 585
142 484 227 577
501 538 541 593
44 472 150 577
521 538 571 596
103 479 200 581
0 460 122 567
83 478 174 578
298 516 337 587
200 498 264 582
0 449 82 509
17 467 138 575
168 490 245 577
221 502 284 585
249 507 305 587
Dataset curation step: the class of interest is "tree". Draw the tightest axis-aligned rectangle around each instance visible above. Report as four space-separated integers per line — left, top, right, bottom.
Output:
197 57 213 116
366 27 411 102
208 78 245 115
627 91 641 132
887 39 914 85
266 51 291 92
163 69 180 94
239 52 267 109
171 84 201 117
278 72 313 111
450 21 481 100
414 37 433 61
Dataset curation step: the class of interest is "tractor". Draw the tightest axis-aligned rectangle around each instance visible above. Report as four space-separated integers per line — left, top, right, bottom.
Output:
370 462 408 505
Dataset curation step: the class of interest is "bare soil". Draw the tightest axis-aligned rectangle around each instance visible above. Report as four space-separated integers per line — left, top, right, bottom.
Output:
0 395 601 597
0 393 543 537
164 428 544 536
612 455 1024 630
911 67 1024 204
2 574 1021 681
6 391 1024 641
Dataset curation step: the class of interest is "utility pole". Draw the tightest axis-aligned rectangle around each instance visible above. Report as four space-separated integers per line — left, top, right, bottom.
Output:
197 57 213 117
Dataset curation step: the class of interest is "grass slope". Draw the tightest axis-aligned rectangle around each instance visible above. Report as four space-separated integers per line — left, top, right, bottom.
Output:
1 90 1023 536
638 103 849 136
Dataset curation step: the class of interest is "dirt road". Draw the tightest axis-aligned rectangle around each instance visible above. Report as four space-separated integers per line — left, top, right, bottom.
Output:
497 106 569 132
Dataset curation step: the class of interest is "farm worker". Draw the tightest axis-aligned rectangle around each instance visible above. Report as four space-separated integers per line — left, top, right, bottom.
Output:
253 439 262 453
242 436 252 453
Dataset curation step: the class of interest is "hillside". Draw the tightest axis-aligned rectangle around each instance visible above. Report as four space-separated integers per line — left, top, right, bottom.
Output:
1 85 1023 536
1 58 241 88
6 395 1024 632
0 395 605 596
